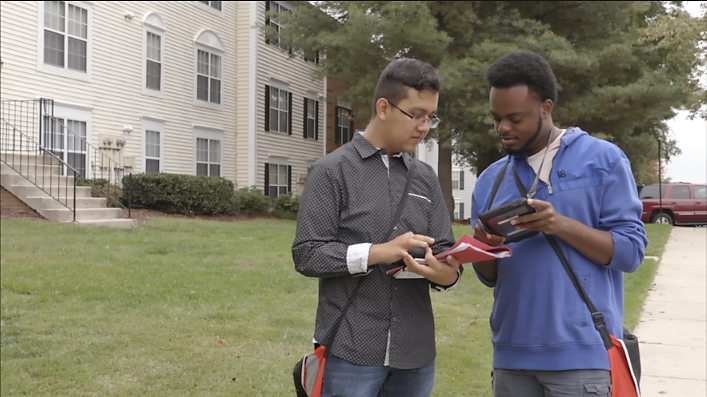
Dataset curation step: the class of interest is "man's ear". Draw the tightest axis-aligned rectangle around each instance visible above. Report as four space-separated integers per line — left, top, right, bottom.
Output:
375 98 390 121
541 99 554 119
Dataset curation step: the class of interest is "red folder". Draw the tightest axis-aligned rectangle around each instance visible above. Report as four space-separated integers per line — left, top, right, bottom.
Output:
387 233 512 275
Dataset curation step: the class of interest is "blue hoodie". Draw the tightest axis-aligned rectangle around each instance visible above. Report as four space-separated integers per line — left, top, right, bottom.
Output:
470 127 648 371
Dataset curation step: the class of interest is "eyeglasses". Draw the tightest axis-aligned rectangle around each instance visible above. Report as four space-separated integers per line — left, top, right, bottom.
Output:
388 101 441 129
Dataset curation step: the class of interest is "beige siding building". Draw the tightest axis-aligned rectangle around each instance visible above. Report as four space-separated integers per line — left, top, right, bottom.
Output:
0 1 326 202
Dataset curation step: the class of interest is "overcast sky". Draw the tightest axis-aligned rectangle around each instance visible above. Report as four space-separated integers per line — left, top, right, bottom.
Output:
664 1 706 184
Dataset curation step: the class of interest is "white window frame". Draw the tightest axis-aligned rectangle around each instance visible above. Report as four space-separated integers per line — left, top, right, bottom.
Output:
193 125 224 177
454 201 465 220
268 83 290 134
304 97 318 139
267 155 290 203
193 29 225 110
141 117 164 173
37 1 93 82
142 12 166 98
267 1 289 50
195 1 224 17
335 106 351 144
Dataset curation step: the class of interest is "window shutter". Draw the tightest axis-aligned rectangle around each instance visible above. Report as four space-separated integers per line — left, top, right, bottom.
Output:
303 98 308 138
264 85 270 131
287 165 292 193
315 101 319 140
335 106 341 144
460 170 465 190
264 162 270 196
265 1 271 44
287 92 293 135
460 203 465 220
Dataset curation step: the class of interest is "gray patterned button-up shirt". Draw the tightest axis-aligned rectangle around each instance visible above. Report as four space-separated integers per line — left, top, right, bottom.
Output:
292 132 459 369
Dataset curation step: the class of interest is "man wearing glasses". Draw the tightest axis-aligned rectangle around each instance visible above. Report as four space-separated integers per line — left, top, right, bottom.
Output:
292 58 462 397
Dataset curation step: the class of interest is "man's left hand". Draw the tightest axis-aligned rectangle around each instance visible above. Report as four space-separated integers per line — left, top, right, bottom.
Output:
402 246 461 286
510 198 568 235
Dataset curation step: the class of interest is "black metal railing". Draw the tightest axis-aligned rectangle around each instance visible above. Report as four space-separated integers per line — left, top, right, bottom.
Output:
1 98 130 216
0 118 78 221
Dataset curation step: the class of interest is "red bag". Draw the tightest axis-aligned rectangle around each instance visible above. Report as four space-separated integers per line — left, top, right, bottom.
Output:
608 334 641 397
294 345 327 397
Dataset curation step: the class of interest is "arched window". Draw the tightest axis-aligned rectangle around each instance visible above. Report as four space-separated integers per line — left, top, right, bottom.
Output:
193 29 225 109
142 12 166 97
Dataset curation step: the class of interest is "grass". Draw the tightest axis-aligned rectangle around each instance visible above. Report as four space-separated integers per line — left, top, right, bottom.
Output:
0 219 670 396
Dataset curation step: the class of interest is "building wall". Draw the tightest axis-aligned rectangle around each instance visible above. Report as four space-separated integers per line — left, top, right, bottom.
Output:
255 1 325 197
1 1 238 179
0 186 42 216
416 139 476 221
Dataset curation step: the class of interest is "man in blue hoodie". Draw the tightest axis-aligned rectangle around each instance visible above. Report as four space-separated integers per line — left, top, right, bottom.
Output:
470 51 648 396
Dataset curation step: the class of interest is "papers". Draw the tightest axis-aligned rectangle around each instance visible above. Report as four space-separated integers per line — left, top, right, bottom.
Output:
387 233 512 278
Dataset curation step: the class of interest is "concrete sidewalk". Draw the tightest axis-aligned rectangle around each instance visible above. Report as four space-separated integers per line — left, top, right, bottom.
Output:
634 226 707 397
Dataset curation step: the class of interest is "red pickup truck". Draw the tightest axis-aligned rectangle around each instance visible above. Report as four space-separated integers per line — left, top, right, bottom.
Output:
638 183 707 225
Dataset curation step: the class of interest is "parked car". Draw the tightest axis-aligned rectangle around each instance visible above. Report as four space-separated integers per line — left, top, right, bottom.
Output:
638 183 707 225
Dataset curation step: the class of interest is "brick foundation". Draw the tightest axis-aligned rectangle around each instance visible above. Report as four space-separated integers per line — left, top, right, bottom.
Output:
0 186 42 216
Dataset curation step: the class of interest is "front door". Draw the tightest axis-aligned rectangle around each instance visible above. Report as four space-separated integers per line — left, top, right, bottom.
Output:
42 117 87 178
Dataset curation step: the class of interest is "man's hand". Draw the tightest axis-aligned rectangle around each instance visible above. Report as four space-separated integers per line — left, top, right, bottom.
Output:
402 246 461 286
511 198 569 235
473 221 505 247
368 232 435 265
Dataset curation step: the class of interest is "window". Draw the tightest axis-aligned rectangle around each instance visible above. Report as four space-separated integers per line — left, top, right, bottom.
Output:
145 131 161 173
638 185 666 199
265 163 291 203
696 186 707 200
198 1 221 10
266 1 289 50
39 1 92 80
452 170 465 190
197 50 221 104
142 117 164 173
193 29 225 109
454 202 465 220
335 107 353 144
141 12 165 97
265 85 292 134
196 138 221 177
42 117 87 177
303 98 319 139
304 51 320 64
145 33 162 90
670 185 691 200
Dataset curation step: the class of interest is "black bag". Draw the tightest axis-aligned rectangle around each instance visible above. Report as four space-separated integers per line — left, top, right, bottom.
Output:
622 327 641 384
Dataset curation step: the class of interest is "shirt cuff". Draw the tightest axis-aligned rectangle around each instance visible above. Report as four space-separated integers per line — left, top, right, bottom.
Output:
347 243 372 275
432 267 463 291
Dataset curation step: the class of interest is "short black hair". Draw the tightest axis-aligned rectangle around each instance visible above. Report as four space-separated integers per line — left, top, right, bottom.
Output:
486 51 558 104
373 58 440 114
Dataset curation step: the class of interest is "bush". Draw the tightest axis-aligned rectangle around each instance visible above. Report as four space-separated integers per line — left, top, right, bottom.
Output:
122 173 237 215
274 192 299 213
77 178 124 208
234 187 270 215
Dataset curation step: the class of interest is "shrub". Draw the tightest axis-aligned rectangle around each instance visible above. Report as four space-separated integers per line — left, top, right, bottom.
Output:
77 178 124 208
274 192 299 213
122 173 237 215
234 187 270 215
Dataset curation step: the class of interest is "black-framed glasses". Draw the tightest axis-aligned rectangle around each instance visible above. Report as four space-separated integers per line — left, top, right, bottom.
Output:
388 101 441 129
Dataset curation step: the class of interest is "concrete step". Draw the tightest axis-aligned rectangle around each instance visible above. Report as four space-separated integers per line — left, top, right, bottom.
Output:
24 195 107 210
0 152 62 166
75 218 137 228
39 207 123 222
1 161 63 176
2 181 92 198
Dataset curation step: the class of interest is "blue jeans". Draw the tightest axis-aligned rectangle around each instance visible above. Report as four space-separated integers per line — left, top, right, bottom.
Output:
322 354 435 397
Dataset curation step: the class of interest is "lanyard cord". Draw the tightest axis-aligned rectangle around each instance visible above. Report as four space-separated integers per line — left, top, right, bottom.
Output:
526 126 556 199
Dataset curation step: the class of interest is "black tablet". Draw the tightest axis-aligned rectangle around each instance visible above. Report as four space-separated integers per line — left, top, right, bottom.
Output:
479 198 539 243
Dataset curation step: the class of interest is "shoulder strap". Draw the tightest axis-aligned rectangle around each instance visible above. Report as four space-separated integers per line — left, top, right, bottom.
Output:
324 158 416 356
510 166 613 350
487 156 512 211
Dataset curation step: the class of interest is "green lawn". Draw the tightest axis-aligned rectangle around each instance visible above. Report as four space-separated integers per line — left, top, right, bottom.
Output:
0 219 670 396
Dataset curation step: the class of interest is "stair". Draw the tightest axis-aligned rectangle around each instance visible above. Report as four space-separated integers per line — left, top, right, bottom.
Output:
0 158 136 228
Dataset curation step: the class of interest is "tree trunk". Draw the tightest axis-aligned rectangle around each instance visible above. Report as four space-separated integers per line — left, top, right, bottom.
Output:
437 137 454 221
